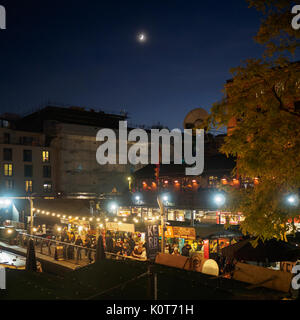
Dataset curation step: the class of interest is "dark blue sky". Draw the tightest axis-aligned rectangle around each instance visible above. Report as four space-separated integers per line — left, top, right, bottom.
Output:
0 0 292 129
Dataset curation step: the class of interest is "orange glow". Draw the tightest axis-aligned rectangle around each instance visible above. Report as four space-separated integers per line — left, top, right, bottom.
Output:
253 178 259 185
221 178 228 185
174 180 179 184
142 181 147 185
233 179 240 186
164 180 168 184
192 180 197 183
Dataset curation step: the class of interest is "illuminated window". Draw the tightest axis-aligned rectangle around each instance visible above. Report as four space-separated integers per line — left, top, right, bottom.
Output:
25 180 33 193
4 163 13 176
42 151 50 163
43 182 52 193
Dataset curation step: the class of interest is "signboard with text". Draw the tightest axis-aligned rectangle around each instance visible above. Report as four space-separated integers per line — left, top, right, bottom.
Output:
146 224 159 261
159 226 196 240
106 222 135 233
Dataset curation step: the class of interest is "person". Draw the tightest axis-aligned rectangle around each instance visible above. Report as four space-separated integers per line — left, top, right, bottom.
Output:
181 241 192 257
70 232 75 243
172 247 180 255
75 235 83 260
167 243 174 254
132 243 147 260
122 239 130 256
84 235 91 257
128 235 135 255
105 231 114 253
61 227 68 242
114 239 123 255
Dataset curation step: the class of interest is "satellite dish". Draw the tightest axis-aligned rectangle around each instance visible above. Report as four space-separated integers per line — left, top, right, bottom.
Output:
183 108 209 129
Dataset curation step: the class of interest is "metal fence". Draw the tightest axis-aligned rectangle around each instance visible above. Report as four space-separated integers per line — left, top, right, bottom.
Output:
16 233 145 267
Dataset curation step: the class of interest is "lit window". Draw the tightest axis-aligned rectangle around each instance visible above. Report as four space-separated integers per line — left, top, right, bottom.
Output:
43 182 52 193
4 163 13 176
42 151 50 163
25 180 33 193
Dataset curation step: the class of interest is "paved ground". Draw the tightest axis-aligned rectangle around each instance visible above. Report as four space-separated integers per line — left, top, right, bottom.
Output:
0 250 26 268
0 241 89 271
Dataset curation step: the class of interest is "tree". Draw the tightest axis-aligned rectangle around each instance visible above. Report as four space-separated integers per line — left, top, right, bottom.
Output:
205 1 300 242
247 0 300 57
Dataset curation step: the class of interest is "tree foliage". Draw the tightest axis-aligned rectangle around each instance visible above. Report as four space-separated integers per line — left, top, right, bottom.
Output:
206 1 300 241
247 0 300 56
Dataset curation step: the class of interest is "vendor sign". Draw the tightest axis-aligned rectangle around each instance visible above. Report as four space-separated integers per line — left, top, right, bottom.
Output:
159 226 195 240
145 224 159 261
106 222 135 233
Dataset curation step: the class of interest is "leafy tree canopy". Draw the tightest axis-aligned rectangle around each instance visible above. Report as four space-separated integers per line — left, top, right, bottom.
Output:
205 1 300 241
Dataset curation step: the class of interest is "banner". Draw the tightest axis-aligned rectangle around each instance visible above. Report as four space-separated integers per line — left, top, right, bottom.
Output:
145 224 159 261
106 222 135 233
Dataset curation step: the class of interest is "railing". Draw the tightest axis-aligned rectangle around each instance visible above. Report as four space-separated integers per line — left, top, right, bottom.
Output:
16 233 145 267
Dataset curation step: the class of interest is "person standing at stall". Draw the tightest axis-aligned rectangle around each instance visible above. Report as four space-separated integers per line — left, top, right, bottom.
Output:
75 235 83 260
181 241 192 257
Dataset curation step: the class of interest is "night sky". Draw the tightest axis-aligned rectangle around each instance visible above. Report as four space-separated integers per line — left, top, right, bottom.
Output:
0 0 292 129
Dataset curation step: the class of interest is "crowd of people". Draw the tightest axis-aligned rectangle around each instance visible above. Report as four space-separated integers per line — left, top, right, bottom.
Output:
105 231 147 260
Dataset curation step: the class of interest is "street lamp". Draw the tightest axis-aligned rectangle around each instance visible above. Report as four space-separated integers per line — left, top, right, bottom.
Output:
213 193 226 225
213 193 226 207
108 202 118 215
287 194 299 206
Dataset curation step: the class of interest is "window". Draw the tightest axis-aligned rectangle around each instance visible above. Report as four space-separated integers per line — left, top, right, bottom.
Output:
5 180 14 190
4 163 13 176
3 148 12 161
20 136 34 146
43 182 52 193
43 165 51 178
42 150 50 163
24 165 33 177
25 180 33 193
23 150 32 162
4 132 10 144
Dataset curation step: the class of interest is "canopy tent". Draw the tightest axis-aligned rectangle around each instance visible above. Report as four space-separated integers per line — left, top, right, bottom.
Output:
194 224 242 239
205 229 243 240
221 238 300 262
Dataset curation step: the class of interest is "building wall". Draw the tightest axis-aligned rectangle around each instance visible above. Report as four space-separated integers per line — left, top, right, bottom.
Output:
0 128 56 197
48 122 138 195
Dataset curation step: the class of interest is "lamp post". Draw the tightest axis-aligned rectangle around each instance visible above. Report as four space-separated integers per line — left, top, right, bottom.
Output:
0 196 35 234
157 196 165 254
213 193 226 225
127 177 132 191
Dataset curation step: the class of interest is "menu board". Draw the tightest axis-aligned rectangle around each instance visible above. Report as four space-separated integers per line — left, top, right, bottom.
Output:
159 226 196 240
106 222 135 233
173 227 196 240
